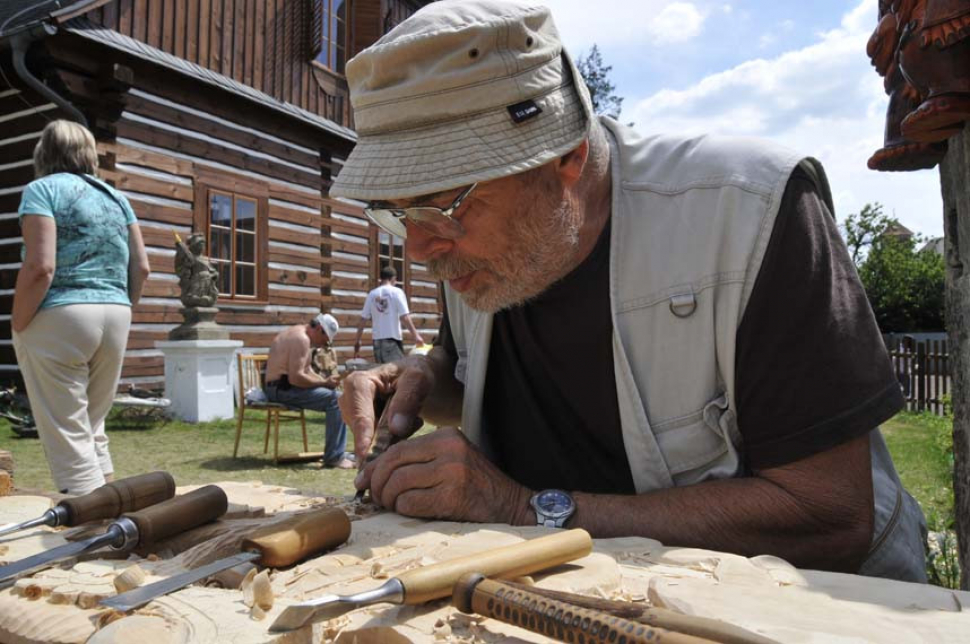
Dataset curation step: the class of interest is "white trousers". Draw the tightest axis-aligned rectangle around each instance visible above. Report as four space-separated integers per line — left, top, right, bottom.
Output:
13 304 131 495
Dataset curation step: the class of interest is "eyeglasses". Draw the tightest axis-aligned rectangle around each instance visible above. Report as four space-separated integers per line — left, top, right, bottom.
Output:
363 183 477 240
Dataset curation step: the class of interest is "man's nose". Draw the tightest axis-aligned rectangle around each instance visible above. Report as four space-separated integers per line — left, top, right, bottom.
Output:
405 225 454 262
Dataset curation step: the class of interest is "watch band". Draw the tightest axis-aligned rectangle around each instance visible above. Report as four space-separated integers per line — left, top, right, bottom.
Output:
535 513 562 528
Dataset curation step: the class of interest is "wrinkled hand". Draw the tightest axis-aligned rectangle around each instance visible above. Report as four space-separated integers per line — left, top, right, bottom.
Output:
355 427 533 524
339 355 436 462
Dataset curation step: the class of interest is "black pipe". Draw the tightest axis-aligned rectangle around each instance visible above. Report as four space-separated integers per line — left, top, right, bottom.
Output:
10 25 88 127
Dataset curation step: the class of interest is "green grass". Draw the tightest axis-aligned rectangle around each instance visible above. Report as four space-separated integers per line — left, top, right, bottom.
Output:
0 409 359 497
881 411 954 522
881 411 959 588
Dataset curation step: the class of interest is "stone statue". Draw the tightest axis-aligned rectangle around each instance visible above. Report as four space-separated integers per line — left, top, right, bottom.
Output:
170 232 228 341
175 232 220 308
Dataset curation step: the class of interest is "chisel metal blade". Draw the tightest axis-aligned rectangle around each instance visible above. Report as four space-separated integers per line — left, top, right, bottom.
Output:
101 506 352 612
100 551 260 611
0 531 118 588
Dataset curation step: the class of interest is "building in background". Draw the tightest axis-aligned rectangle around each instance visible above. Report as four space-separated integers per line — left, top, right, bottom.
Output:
0 0 440 390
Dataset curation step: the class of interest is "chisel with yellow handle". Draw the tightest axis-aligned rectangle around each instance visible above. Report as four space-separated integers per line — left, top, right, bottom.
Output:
0 471 176 539
100 506 352 612
269 528 593 632
0 485 228 587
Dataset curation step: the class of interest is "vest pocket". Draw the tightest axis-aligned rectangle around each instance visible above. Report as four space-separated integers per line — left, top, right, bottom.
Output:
652 393 736 477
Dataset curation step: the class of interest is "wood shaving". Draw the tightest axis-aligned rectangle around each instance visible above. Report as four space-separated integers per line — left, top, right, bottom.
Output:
369 562 388 579
113 564 146 593
94 609 126 630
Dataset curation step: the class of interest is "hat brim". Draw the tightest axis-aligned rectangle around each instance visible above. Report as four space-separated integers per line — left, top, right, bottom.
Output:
330 82 589 201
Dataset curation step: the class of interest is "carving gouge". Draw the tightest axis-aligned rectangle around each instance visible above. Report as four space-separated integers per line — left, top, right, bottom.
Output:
0 485 227 588
100 506 351 612
0 471 176 539
453 574 780 644
269 528 593 632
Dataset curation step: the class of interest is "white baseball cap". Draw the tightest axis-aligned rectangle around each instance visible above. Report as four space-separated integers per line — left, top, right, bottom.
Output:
314 313 339 341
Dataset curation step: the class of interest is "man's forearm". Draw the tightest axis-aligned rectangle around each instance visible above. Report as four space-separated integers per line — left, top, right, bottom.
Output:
562 476 870 572
418 346 463 426
403 315 425 344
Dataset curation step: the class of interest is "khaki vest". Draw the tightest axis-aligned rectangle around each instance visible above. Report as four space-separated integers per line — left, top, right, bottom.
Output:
444 118 926 582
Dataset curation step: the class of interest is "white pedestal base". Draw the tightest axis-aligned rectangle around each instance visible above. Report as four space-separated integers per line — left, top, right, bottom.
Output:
156 340 243 423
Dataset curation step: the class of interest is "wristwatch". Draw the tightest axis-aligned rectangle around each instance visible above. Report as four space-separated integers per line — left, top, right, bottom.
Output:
530 489 575 528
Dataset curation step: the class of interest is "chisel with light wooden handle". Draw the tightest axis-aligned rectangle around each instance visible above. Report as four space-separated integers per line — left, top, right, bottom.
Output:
0 471 176 538
269 528 593 632
100 506 352 612
0 485 227 588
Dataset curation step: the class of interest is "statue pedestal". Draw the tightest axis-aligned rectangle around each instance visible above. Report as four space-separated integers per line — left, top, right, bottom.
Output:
155 340 243 423
168 307 229 341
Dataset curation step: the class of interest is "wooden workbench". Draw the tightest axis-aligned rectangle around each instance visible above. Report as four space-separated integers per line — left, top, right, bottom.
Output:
0 482 967 643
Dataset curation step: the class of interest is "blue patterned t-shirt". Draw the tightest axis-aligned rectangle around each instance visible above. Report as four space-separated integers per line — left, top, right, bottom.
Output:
18 173 138 309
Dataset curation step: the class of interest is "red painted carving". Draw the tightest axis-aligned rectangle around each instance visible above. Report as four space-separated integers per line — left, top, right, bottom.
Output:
867 0 970 170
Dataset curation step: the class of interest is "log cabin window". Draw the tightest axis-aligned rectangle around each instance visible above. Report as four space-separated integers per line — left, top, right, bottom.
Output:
383 0 421 33
207 191 266 301
315 0 348 74
377 230 406 290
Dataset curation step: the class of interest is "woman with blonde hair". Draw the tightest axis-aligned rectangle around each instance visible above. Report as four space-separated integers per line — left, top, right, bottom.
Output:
13 120 151 495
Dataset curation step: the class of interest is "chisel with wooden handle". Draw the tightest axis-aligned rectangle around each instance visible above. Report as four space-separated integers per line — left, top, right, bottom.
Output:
453 574 780 644
269 528 593 632
0 471 176 539
100 506 352 612
0 485 227 587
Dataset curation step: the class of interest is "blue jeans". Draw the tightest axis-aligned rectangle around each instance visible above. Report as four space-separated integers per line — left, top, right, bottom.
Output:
264 384 348 464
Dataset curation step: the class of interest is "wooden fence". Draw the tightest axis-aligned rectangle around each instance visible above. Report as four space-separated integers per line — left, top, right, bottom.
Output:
886 337 950 416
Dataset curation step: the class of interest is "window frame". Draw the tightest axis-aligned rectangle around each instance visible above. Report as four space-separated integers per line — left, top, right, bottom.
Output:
194 178 270 304
312 0 350 75
369 224 409 296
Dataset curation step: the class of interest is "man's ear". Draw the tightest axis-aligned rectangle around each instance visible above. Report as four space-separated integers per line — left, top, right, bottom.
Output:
554 138 590 186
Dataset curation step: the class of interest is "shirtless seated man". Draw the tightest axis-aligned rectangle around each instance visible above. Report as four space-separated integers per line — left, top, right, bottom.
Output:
265 313 353 469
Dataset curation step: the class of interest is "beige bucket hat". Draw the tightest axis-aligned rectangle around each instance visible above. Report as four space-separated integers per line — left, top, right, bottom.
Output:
329 0 594 201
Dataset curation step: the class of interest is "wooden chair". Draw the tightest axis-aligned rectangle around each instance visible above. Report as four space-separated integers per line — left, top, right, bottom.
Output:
233 354 308 463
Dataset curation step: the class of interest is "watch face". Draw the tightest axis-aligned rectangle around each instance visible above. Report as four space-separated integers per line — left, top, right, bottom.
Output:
535 490 574 518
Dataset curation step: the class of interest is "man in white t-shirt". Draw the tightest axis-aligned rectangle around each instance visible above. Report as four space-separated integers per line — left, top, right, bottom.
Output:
354 266 425 363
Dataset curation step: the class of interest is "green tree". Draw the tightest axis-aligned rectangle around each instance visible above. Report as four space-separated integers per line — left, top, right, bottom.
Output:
842 202 892 264
843 202 945 331
576 44 624 119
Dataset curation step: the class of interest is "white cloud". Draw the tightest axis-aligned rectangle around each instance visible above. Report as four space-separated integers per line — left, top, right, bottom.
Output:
759 33 776 49
534 0 705 51
646 3 707 44
626 0 945 236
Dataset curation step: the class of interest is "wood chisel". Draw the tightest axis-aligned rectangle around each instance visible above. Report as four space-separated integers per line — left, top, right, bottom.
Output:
453 574 780 644
0 471 176 539
269 528 593 632
100 506 351 612
0 484 228 587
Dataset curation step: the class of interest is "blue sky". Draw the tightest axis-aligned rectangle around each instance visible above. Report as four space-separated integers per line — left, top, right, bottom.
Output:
536 0 945 237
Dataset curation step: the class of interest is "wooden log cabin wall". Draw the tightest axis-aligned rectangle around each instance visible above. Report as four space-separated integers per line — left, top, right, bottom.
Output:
0 0 436 391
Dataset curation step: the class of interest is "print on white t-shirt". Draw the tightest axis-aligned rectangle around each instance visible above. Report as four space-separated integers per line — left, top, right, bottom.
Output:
362 284 410 341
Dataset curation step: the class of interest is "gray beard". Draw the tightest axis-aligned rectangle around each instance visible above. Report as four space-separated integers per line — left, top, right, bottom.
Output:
428 198 581 313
